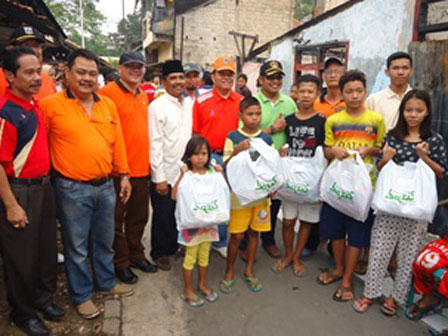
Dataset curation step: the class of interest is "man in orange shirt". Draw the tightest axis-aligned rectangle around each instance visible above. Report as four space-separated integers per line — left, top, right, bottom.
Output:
99 51 158 285
313 58 345 118
40 49 133 320
0 26 57 100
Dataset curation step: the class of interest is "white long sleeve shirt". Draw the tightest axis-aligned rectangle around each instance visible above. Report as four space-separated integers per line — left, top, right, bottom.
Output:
149 92 193 185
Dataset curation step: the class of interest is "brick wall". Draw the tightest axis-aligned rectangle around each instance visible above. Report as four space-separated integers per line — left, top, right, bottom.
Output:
174 0 294 68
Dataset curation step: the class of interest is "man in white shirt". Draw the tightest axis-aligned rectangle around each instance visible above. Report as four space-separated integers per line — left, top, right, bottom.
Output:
149 60 193 271
366 52 413 131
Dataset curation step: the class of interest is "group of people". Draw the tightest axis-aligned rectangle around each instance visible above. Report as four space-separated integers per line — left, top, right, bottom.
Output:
0 24 447 336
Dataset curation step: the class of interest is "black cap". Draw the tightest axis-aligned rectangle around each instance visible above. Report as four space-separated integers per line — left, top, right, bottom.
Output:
162 60 184 78
324 57 344 70
260 60 285 77
119 51 146 66
9 26 45 45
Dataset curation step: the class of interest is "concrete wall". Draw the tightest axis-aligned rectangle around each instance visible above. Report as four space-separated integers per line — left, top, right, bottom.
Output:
268 0 416 95
174 0 294 68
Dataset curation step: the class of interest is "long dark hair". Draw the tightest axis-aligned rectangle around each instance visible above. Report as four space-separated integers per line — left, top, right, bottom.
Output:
390 89 432 141
181 136 211 170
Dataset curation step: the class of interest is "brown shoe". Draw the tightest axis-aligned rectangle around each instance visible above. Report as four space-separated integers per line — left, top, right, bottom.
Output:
263 244 281 258
154 256 171 271
100 283 135 297
77 300 100 320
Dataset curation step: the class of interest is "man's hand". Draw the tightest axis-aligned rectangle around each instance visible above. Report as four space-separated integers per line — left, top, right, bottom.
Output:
156 181 169 196
272 113 286 132
332 146 349 160
416 141 430 159
382 143 396 162
120 177 132 204
6 204 27 229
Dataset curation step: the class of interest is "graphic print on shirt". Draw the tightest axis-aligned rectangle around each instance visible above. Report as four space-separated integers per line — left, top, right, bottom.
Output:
285 114 325 158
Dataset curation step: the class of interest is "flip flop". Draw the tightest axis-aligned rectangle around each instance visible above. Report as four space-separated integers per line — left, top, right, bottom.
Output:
271 260 291 273
353 297 374 314
381 300 397 316
316 271 342 286
180 294 205 308
332 285 354 302
199 288 219 303
292 264 307 277
405 300 443 321
219 279 235 295
243 274 263 292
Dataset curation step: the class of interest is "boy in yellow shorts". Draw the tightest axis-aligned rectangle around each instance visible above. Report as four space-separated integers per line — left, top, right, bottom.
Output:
219 97 273 294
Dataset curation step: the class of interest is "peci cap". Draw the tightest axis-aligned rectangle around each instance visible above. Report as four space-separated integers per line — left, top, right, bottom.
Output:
162 59 184 78
119 51 146 66
213 56 236 73
184 63 202 75
260 60 285 77
324 57 344 70
9 26 46 45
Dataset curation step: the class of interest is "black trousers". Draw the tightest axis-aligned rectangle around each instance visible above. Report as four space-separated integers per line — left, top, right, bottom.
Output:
149 182 178 261
0 180 57 321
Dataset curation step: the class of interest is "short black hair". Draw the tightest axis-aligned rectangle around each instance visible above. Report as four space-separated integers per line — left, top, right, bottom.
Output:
390 90 432 141
66 49 99 69
240 96 260 113
181 136 211 170
202 71 213 86
387 52 413 69
144 69 152 82
2 47 37 76
238 73 248 82
339 70 367 91
297 74 321 91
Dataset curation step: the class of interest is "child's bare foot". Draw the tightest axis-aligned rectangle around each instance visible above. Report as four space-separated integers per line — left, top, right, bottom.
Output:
198 285 219 302
183 288 197 298
292 260 307 277
272 257 293 273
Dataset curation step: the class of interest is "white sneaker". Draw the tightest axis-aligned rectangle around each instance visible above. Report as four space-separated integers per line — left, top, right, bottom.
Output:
57 253 65 264
212 246 227 258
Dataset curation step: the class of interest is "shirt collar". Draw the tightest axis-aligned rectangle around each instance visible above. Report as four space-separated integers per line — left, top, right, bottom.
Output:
116 79 141 95
213 87 236 102
258 90 285 104
164 91 184 105
66 87 100 102
238 128 261 137
4 89 37 110
386 85 411 99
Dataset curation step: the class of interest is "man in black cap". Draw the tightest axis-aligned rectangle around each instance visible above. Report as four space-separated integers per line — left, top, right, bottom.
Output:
149 60 193 270
99 51 158 284
0 26 57 100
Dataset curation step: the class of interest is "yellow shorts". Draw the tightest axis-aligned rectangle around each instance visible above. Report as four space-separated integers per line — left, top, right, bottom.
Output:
228 203 271 234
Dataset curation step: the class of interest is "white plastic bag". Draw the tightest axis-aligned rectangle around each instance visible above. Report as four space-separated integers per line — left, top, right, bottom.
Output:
227 138 283 205
175 171 231 230
277 146 327 203
320 151 373 222
371 159 437 222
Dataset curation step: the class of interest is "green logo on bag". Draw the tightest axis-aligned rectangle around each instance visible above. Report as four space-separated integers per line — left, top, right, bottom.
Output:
385 189 415 204
330 183 354 201
255 176 278 191
193 200 219 214
286 181 310 194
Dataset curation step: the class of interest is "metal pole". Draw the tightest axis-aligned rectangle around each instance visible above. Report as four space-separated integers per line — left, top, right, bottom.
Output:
180 16 185 63
80 0 85 48
122 0 127 50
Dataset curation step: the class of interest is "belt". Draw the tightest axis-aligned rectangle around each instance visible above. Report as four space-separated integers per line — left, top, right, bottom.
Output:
55 171 111 187
211 150 224 156
8 175 50 185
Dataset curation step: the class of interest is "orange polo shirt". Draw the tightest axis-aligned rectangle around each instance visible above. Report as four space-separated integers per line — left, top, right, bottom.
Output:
0 68 56 101
313 93 346 119
40 89 129 181
99 81 150 177
193 88 243 151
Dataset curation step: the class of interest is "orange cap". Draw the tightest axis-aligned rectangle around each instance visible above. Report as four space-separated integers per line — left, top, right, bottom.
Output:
213 56 236 73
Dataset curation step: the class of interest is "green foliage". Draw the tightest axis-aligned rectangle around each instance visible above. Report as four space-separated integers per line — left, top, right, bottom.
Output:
295 0 314 20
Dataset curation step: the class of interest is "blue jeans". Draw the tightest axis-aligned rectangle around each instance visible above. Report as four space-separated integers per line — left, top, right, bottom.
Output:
54 177 116 305
211 152 228 248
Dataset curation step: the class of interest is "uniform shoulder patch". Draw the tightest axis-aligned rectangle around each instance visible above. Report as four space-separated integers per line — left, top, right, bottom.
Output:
197 91 214 104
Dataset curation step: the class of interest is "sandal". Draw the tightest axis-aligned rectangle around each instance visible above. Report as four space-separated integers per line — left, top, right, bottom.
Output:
292 263 307 277
316 271 342 286
353 297 374 314
332 285 354 302
219 279 235 295
271 260 291 273
405 299 443 321
199 288 219 303
381 300 397 316
354 260 368 275
243 274 263 292
180 294 205 308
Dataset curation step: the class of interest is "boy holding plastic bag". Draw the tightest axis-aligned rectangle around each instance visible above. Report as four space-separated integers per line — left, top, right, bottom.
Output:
173 136 230 307
354 90 447 315
220 97 277 294
273 75 327 276
318 71 386 303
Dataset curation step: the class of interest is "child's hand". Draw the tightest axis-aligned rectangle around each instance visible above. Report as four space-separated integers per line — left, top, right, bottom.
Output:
416 141 430 158
355 147 370 159
214 165 223 173
268 191 277 198
332 146 349 160
234 139 250 155
382 143 396 162
279 147 289 157
180 164 188 174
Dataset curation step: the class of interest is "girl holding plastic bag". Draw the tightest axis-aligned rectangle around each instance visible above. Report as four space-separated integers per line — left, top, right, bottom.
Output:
172 136 227 308
353 90 447 316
